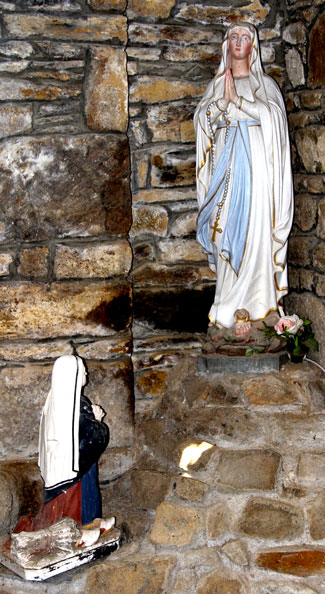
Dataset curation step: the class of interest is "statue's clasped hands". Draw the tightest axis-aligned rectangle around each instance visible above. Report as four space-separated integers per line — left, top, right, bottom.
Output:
92 404 106 422
223 68 239 107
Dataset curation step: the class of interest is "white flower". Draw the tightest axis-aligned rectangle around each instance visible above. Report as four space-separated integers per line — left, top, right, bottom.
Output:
274 314 304 335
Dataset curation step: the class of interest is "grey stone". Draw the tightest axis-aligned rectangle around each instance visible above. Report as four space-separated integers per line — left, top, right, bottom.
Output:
0 79 81 101
84 358 134 449
0 281 132 339
198 353 288 374
3 14 127 43
285 48 305 87
0 135 130 242
0 41 34 58
283 22 307 44
217 450 280 490
239 497 304 540
296 127 325 174
0 365 51 458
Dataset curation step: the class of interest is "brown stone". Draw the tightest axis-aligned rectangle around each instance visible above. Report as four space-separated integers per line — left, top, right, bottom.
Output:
294 174 325 194
88 0 126 9
288 237 314 267
294 194 317 231
76 333 132 358
135 368 170 398
174 2 270 25
217 450 280 490
0 135 131 241
0 104 32 138
133 188 196 203
256 549 325 577
176 476 209 502
147 102 196 143
0 252 13 276
309 13 325 86
183 375 238 407
4 14 127 43
130 77 205 104
296 127 325 174
18 247 49 278
242 375 308 406
85 46 128 132
158 239 203 262
0 364 51 457
85 358 134 449
133 151 149 188
317 198 325 239
151 147 195 187
172 570 196 594
132 262 199 286
0 281 132 339
196 569 243 594
129 23 223 46
98 447 135 482
221 540 249 567
130 470 171 509
0 459 43 537
300 269 314 291
298 453 325 485
239 498 303 540
128 0 176 19
130 205 168 237
207 501 230 539
150 501 201 545
54 241 132 279
301 90 322 109
307 493 325 540
87 557 174 594
0 341 73 361
313 242 325 271
127 48 161 61
163 45 220 63
0 80 81 102
257 582 318 594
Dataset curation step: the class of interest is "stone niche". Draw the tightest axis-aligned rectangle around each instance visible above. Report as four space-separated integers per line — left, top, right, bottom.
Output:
0 0 324 544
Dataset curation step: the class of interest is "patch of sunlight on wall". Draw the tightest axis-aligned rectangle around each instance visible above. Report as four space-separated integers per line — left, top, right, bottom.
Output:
179 441 214 476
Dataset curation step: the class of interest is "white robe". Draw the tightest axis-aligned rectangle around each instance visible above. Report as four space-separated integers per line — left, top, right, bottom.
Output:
195 26 293 328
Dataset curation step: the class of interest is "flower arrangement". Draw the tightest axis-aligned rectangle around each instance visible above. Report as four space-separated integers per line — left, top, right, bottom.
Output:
263 314 318 361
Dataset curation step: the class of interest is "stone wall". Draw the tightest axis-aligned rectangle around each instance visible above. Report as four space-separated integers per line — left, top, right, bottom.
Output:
0 1 323 468
0 0 134 480
284 1 325 366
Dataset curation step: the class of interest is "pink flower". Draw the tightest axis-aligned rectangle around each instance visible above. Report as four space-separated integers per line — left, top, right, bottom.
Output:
274 314 304 335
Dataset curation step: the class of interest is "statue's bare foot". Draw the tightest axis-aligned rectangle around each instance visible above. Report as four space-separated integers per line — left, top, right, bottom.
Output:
234 321 252 336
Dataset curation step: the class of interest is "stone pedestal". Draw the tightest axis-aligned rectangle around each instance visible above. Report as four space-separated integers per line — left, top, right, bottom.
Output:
197 352 289 374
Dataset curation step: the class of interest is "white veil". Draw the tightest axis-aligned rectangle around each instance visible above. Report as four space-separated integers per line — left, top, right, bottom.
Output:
38 355 84 490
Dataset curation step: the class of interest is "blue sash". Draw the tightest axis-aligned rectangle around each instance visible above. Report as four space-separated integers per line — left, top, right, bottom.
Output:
197 119 259 275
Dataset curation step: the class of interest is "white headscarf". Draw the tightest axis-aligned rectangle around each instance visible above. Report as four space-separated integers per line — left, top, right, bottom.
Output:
38 355 84 490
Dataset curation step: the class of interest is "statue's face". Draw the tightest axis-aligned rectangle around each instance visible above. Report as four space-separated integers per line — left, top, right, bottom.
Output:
228 26 252 63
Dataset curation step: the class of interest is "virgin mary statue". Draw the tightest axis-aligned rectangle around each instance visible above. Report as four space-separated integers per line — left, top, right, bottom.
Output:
195 22 293 335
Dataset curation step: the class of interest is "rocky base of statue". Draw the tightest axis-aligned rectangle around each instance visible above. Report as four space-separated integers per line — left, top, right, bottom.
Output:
0 517 120 581
201 310 286 356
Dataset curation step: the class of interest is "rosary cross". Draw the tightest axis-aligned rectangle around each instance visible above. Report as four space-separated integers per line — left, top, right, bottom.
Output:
211 217 222 242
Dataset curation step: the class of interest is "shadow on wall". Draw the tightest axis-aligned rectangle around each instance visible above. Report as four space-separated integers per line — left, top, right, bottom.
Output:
133 286 215 333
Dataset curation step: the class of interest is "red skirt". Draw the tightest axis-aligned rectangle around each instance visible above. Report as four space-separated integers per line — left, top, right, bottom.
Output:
13 481 82 533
